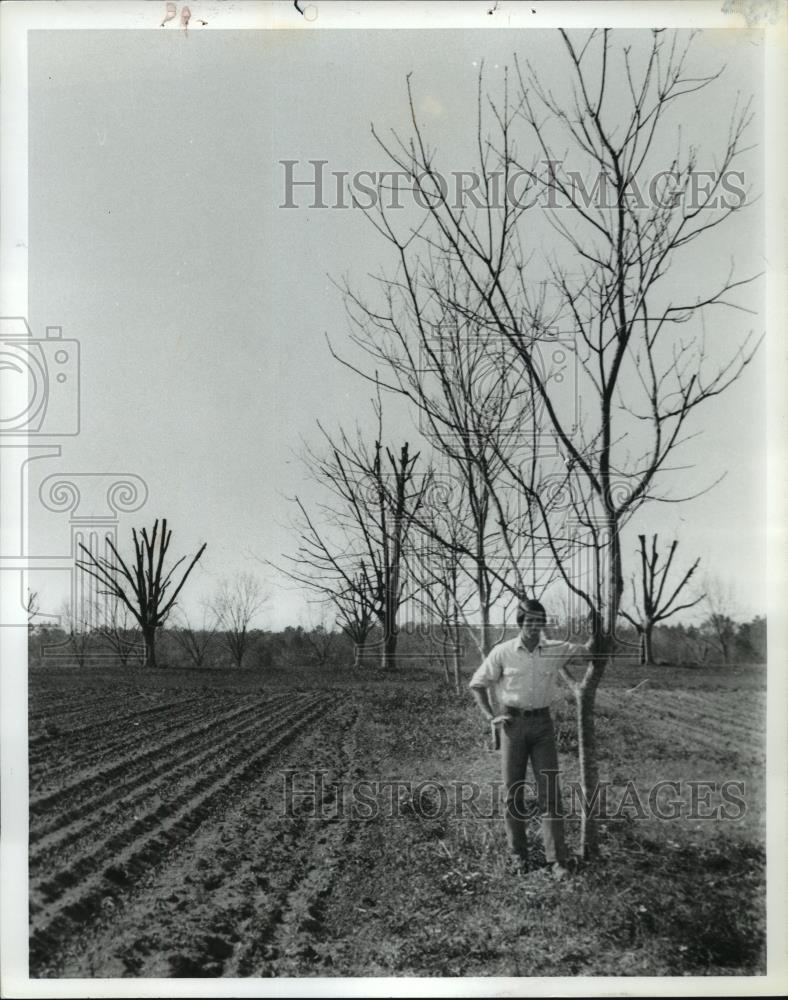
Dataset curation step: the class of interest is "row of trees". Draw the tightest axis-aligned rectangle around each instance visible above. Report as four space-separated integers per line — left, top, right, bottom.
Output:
273 29 761 858
33 515 751 676
28 618 352 672
28 600 766 674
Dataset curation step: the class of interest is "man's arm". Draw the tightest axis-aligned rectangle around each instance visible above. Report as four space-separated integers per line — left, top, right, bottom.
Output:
470 684 496 721
543 635 605 669
468 647 505 721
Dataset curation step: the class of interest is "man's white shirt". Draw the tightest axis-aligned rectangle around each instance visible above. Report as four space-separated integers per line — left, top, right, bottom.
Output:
469 634 590 710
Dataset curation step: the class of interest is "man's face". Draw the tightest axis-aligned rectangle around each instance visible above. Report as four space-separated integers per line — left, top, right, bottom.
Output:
520 614 543 645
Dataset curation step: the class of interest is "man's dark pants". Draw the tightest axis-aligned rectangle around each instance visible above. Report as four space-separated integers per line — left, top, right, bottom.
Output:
501 709 567 864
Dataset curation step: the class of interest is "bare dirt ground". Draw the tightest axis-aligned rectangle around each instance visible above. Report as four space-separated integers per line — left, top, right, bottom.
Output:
28 660 766 978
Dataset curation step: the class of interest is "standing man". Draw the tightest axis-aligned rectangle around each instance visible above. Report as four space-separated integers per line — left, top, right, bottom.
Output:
469 598 599 879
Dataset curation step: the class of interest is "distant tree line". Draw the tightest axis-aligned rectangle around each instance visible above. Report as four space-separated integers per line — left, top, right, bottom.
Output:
28 612 766 673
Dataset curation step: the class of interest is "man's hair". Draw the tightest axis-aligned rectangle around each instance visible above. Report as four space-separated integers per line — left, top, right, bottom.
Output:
516 599 547 627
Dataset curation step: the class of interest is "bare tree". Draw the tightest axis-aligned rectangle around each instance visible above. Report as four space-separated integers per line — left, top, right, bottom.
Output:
26 589 40 629
700 573 739 665
212 572 268 668
95 598 142 667
339 30 760 858
620 534 704 665
412 503 469 694
414 537 474 696
303 620 338 668
276 401 434 669
27 589 43 666
170 603 218 669
334 287 542 656
409 476 516 695
59 601 92 669
76 518 207 669
332 571 376 666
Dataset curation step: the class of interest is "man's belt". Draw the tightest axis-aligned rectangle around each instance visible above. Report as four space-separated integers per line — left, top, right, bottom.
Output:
503 705 551 718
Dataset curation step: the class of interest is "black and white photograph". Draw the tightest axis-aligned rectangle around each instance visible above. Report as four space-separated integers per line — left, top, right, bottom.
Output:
1 1 786 995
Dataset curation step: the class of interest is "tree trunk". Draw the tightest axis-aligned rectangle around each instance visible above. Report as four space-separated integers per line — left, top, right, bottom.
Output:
142 626 157 669
575 679 602 860
354 638 366 667
643 624 655 666
440 648 452 688
477 562 493 657
452 640 461 696
573 515 621 860
381 628 398 670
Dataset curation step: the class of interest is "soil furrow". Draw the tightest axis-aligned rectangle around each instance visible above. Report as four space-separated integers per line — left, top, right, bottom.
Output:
29 693 128 726
30 694 314 864
29 691 205 752
29 695 278 813
49 695 355 978
224 702 362 977
29 692 292 787
28 695 330 970
598 693 764 757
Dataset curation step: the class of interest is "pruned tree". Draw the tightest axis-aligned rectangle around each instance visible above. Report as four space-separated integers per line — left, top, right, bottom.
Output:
275 400 434 669
620 534 704 665
212 571 268 668
76 518 207 669
339 29 760 858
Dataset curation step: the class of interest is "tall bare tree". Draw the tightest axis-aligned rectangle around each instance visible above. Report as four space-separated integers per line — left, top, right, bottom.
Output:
342 30 760 857
620 534 704 665
212 571 268 668
334 286 542 656
76 518 206 669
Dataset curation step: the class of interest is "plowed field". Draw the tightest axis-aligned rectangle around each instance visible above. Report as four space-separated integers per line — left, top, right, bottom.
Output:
28 663 767 978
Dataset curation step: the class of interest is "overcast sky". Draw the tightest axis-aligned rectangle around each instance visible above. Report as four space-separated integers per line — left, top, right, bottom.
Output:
27 27 766 629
